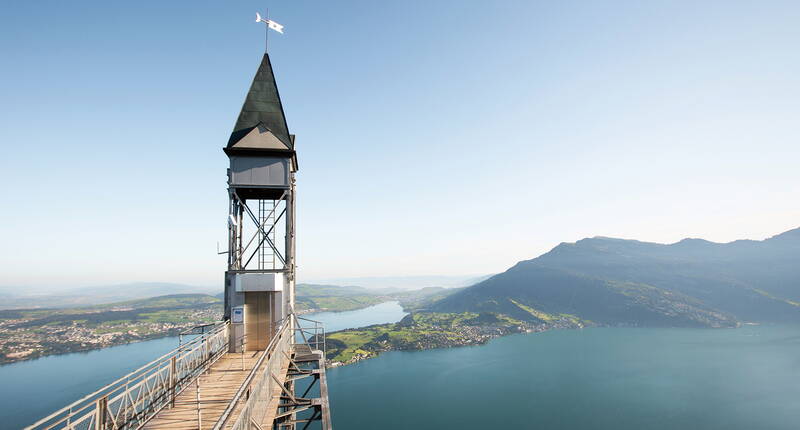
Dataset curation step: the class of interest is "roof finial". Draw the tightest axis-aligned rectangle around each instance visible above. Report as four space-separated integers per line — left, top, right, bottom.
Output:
255 10 284 53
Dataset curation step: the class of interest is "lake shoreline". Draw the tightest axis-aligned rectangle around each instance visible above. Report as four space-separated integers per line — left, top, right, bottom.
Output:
327 323 544 368
297 299 393 316
0 328 190 366
324 311 587 367
1 300 402 367
324 316 749 368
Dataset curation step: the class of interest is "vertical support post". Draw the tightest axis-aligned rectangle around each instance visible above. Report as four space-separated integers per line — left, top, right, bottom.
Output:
94 395 108 430
169 356 177 408
237 204 244 267
196 379 202 429
286 175 296 314
228 191 237 270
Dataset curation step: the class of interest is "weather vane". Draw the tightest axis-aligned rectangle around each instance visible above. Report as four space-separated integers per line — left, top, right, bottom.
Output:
255 11 284 53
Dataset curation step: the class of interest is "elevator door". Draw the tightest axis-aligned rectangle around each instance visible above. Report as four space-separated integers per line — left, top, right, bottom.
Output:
244 292 273 351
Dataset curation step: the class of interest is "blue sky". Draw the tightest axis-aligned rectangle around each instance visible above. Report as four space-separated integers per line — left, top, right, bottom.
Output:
1 1 798 289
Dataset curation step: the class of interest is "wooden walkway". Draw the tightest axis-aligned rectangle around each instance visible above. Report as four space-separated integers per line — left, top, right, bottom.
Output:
141 335 326 429
144 351 262 430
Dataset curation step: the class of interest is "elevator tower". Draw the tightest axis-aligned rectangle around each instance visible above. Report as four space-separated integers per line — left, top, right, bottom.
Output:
27 51 330 430
224 53 297 352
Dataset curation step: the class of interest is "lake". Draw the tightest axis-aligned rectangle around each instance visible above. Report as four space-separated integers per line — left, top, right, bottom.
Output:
0 301 406 429
5 305 799 430
302 300 407 332
328 324 800 430
0 336 183 429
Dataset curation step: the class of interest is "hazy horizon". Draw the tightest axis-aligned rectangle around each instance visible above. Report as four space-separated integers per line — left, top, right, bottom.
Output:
1 1 798 289
4 225 796 291
0 275 482 293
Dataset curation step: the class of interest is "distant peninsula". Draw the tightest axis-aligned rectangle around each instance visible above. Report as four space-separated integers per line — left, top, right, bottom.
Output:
0 294 222 364
0 285 389 365
325 227 800 365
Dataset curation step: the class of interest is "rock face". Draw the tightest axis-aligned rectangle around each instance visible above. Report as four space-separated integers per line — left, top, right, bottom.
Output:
433 228 800 327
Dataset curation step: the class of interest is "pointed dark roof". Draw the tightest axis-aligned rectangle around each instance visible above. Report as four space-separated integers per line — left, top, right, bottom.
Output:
227 54 293 151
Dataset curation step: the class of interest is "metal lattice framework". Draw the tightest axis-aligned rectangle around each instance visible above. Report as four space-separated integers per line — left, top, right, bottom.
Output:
274 316 331 430
228 190 289 273
25 322 229 430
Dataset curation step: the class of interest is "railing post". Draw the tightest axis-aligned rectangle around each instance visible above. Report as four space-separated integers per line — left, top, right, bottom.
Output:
94 395 108 430
196 379 202 430
169 356 177 408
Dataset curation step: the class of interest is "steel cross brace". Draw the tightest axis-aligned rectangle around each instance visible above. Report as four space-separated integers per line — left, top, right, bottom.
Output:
283 351 311 374
274 402 321 429
272 352 325 429
242 205 287 269
232 191 287 268
236 192 286 265
281 356 319 401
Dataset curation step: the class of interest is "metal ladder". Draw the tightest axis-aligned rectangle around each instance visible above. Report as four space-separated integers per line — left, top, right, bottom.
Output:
258 199 278 270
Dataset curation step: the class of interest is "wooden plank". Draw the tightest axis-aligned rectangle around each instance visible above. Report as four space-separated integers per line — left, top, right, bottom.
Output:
144 344 330 430
143 351 262 430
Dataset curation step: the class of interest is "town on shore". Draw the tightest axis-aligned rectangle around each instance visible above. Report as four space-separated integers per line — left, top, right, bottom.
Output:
325 311 585 367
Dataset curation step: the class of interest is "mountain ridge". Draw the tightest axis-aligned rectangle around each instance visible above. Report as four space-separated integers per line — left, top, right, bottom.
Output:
433 227 800 327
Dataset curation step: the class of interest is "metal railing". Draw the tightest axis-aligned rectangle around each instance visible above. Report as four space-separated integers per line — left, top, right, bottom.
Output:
179 322 222 345
214 314 326 430
295 315 326 357
26 322 230 430
222 322 290 430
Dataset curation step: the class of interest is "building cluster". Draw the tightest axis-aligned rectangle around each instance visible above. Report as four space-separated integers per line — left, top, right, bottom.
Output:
0 307 222 364
327 311 592 368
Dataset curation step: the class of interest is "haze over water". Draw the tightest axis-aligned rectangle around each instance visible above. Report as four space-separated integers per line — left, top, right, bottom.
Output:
328 325 800 430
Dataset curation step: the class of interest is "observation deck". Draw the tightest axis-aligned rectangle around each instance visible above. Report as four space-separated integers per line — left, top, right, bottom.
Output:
27 316 330 430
